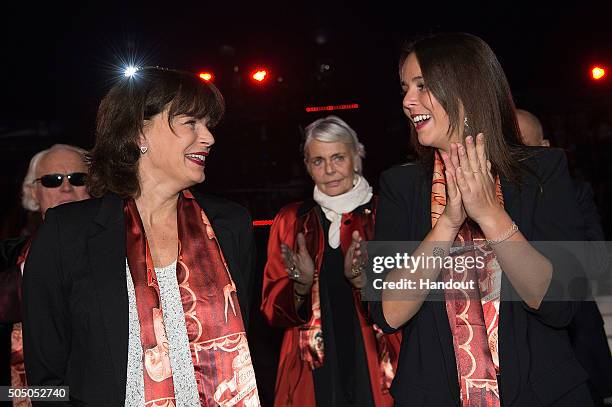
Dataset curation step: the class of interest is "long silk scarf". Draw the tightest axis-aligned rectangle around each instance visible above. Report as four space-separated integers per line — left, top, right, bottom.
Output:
125 190 260 407
431 152 502 407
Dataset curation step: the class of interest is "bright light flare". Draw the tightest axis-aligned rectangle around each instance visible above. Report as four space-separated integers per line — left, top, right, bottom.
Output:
591 66 606 80
199 72 214 81
251 69 268 82
124 66 139 77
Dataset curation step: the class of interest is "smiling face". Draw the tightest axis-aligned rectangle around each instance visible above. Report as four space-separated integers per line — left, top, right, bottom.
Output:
138 109 215 193
401 52 461 152
305 139 355 196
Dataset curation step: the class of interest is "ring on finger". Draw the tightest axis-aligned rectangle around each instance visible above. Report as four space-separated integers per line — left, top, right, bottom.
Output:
288 265 300 279
351 264 364 276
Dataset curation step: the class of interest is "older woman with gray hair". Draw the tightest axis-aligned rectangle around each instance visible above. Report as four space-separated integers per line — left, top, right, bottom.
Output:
261 116 401 407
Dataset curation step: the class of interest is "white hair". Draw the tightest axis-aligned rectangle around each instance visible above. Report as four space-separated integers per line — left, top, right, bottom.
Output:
21 144 89 212
302 115 366 174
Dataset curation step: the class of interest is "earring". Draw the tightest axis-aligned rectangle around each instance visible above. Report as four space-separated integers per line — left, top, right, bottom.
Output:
140 146 148 154
464 117 469 128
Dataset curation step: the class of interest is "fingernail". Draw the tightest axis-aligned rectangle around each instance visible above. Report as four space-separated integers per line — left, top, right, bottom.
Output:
466 136 473 143
478 133 484 140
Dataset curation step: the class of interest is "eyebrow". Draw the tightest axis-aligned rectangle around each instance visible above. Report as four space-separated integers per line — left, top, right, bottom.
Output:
310 152 346 160
400 76 424 87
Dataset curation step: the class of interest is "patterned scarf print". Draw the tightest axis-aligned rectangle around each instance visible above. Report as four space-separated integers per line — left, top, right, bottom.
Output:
296 212 325 370
431 151 502 407
11 240 31 407
296 207 395 393
125 191 260 407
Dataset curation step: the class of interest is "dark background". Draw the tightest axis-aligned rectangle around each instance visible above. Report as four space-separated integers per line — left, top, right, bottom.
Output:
1 2 611 231
1 3 611 404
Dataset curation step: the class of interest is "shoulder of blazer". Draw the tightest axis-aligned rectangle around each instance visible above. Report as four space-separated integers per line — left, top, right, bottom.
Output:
380 162 427 183
379 162 430 198
508 146 569 195
517 146 567 180
44 196 109 237
190 190 252 227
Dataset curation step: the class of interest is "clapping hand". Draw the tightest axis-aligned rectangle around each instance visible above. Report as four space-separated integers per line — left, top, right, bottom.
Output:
453 134 504 226
343 230 367 289
280 233 315 296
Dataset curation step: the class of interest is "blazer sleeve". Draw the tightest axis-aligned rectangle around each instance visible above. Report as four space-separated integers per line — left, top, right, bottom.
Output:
260 204 313 327
22 209 72 389
522 149 587 328
369 169 413 334
573 179 605 242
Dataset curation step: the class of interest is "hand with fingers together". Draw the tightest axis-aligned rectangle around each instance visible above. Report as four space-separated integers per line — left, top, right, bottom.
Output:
439 142 467 231
343 230 367 289
452 133 505 226
280 232 315 297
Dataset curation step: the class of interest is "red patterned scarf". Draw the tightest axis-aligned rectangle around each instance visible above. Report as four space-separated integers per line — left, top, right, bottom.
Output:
125 190 260 407
431 151 501 407
296 211 325 370
11 240 32 407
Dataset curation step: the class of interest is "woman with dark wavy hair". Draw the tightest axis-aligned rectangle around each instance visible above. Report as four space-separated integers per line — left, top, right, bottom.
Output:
370 33 594 406
23 67 261 406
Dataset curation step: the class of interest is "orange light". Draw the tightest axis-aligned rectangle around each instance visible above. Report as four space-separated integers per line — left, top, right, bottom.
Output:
199 72 214 81
251 69 268 82
591 66 606 80
305 103 360 113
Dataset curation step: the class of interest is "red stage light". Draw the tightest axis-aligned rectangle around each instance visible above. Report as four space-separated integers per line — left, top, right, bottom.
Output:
199 72 214 81
253 220 273 227
591 66 606 80
305 103 360 113
251 69 268 83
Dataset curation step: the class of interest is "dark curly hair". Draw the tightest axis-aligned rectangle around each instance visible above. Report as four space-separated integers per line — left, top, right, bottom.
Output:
88 67 225 198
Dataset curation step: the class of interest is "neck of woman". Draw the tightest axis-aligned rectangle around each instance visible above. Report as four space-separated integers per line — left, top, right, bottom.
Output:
134 187 179 226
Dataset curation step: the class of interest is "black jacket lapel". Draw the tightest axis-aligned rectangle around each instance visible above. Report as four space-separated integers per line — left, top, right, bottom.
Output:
88 194 128 402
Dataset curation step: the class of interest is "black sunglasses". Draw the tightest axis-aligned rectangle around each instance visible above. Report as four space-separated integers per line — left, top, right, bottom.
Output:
34 172 87 188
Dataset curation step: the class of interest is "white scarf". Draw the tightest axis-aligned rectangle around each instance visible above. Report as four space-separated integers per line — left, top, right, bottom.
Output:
313 174 373 249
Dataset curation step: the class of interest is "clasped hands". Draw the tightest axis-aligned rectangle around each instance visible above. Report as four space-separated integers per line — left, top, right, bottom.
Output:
438 133 506 231
280 230 367 297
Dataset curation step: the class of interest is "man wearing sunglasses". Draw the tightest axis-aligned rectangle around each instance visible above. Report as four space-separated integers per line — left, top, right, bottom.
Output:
0 144 90 405
22 144 90 218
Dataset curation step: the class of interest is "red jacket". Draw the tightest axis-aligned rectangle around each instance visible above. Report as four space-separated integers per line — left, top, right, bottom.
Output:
261 198 401 406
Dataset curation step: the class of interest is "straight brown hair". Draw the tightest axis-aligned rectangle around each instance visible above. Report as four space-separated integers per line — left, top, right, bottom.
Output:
400 33 524 182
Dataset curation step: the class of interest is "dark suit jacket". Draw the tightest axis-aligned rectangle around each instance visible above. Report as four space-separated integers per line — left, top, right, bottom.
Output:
370 147 595 406
573 179 605 242
568 179 612 404
22 192 256 406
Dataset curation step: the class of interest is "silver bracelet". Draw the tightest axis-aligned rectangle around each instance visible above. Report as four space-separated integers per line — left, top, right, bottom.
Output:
486 222 518 246
432 247 445 258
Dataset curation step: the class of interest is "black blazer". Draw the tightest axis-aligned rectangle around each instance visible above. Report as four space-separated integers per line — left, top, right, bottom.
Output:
371 147 596 406
22 192 256 406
